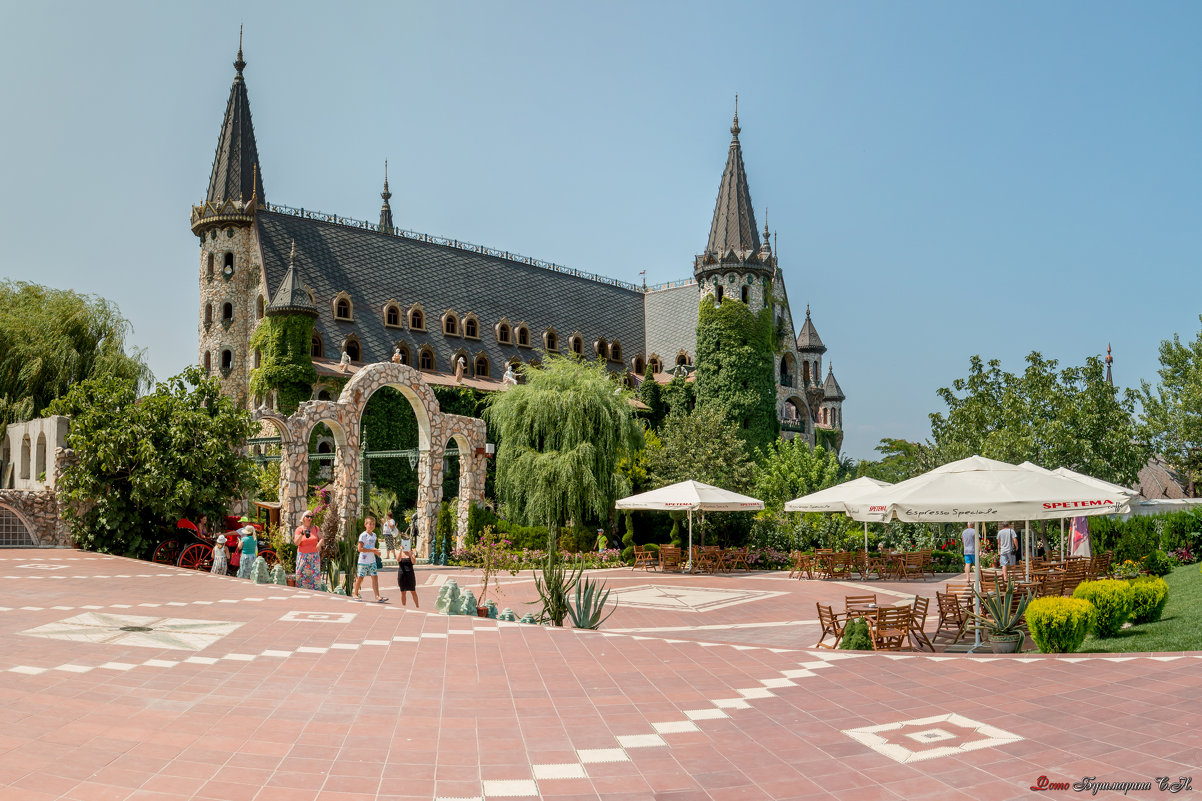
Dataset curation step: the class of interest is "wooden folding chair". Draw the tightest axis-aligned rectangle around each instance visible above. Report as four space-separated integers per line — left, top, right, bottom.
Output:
920 548 937 578
1038 576 1064 597
725 547 750 572
791 552 814 580
933 590 967 645
869 607 912 651
909 595 935 651
815 603 847 649
658 546 682 572
633 545 657 571
844 594 878 615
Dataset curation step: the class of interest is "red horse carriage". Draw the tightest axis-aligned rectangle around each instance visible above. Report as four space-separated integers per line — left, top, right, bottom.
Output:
152 515 278 572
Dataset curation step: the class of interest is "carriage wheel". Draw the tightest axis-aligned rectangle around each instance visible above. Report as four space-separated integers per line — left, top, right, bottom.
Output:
152 540 182 566
260 549 278 567
177 543 214 572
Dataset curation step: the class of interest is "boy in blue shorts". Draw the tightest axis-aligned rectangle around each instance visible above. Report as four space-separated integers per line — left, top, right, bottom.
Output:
353 517 387 603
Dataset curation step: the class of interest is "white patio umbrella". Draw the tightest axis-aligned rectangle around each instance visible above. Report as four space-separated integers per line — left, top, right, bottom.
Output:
785 476 892 552
616 480 764 572
844 456 1130 651
1020 462 1138 563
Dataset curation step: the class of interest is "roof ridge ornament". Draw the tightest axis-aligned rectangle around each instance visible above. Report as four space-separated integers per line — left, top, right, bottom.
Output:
731 93 740 139
235 26 246 76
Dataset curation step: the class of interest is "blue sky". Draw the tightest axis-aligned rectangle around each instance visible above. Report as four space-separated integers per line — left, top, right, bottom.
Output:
1 2 1199 460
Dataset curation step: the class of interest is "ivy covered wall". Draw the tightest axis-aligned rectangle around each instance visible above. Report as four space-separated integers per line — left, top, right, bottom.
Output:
248 315 318 415
693 294 779 457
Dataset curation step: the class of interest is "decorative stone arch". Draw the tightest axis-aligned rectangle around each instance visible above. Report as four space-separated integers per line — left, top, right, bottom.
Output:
0 502 39 547
332 291 354 322
254 362 487 557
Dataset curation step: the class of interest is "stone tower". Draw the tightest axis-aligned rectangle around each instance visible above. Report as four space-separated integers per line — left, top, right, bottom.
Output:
191 35 267 406
693 103 774 312
820 364 845 432
796 305 826 421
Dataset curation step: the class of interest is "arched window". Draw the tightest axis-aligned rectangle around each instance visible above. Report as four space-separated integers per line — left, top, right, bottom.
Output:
335 297 352 321
385 304 401 328
256 295 265 319
610 341 622 362
443 312 459 336
222 302 233 321
203 351 212 373
395 343 411 366
516 325 530 347
20 436 30 480
676 352 690 367
544 329 558 351
474 354 490 378
463 316 479 339
595 338 608 359
497 322 511 344
570 335 583 356
802 361 811 384
204 304 213 325
419 347 434 371
345 340 361 362
741 286 749 304
317 390 332 401
35 433 46 482
254 349 262 369
715 285 724 303
206 253 214 279
649 357 662 374
223 252 234 272
409 306 425 331
633 356 646 375
220 349 233 371
780 355 793 387
311 333 324 358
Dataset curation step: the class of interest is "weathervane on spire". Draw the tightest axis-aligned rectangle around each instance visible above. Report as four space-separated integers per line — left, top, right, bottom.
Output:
382 160 391 201
731 93 740 138
234 25 246 75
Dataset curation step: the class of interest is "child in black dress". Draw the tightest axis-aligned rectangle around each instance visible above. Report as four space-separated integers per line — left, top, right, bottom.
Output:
397 549 418 607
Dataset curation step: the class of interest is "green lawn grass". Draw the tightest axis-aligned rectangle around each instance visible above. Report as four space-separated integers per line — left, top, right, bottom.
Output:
1080 563 1202 653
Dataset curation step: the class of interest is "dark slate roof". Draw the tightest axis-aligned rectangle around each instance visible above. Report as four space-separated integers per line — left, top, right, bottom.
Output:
256 211 647 376
704 113 760 258
644 283 699 364
796 306 826 353
266 254 318 317
206 47 266 205
823 366 845 401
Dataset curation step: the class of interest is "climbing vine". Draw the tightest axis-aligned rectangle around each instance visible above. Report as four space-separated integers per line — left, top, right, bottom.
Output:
248 315 317 415
693 294 779 457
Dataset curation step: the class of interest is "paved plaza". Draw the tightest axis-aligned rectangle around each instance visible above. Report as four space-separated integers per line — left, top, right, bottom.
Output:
1 549 1199 801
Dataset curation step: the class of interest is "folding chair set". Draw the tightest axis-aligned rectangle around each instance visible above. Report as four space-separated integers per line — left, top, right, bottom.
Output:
814 593 936 652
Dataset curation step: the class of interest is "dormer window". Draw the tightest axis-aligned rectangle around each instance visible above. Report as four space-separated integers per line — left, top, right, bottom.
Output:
595 338 608 359
649 356 662 374
409 304 426 331
344 339 361 362
633 356 645 375
443 311 459 336
394 342 411 366
474 354 490 378
676 351 690 367
570 334 583 356
543 329 558 352
334 296 353 321
516 324 530 348
610 341 622 363
384 303 402 328
463 315 479 339
419 346 435 371
496 320 512 344
311 333 324 358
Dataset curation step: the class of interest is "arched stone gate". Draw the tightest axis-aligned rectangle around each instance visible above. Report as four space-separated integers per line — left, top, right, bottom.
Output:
253 362 487 556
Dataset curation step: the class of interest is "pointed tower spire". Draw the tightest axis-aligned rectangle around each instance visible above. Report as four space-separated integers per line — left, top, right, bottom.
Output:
1106 343 1113 386
266 241 318 318
702 97 760 260
797 305 826 354
379 160 395 234
205 31 266 206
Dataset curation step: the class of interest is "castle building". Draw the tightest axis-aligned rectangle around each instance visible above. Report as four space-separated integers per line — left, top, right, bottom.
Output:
191 45 847 448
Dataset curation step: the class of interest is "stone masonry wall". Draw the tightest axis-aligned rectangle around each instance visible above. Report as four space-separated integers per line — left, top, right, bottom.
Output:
198 220 264 407
0 490 72 547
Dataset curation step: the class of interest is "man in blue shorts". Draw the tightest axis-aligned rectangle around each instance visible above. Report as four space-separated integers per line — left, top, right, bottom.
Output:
961 522 977 579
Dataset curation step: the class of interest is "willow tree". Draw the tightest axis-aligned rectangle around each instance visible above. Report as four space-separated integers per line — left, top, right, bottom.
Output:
486 355 643 539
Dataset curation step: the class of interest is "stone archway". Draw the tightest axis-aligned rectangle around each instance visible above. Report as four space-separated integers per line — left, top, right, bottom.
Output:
253 362 487 557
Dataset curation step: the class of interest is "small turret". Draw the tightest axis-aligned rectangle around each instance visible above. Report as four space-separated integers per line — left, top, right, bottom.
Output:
379 161 395 235
265 242 318 318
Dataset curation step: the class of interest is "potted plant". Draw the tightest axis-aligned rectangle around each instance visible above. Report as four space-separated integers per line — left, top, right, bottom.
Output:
970 576 1032 654
476 526 518 616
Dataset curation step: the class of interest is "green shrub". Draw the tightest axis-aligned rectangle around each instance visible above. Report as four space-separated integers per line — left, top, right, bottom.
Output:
1025 597 1093 653
839 617 873 650
1072 579 1134 637
1142 549 1174 577
1128 576 1169 624
621 512 635 564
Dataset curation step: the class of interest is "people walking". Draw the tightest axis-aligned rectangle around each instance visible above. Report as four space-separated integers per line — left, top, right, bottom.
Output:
998 522 1018 582
382 514 399 560
293 511 323 590
961 522 977 580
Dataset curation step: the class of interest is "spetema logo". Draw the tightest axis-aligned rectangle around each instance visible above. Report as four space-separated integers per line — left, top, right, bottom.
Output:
1041 500 1115 510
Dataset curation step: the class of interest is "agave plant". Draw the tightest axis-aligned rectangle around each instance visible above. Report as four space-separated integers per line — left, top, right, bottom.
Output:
532 527 583 626
567 575 616 629
970 576 1032 635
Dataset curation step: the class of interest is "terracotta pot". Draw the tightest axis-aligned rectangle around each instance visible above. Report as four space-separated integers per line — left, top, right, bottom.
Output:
476 606 488 618
286 576 297 587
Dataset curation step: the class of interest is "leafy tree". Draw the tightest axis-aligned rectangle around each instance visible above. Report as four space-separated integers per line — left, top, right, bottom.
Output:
638 366 666 430
856 438 941 483
1139 318 1202 495
693 294 779 456
49 367 257 557
644 404 755 493
754 438 847 514
0 281 152 427
486 356 642 534
661 371 694 418
930 352 1146 486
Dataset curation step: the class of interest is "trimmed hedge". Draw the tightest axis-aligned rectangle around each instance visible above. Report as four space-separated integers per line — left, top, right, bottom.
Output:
1072 579 1135 638
1142 550 1174 577
840 617 873 650
1025 597 1093 653
1128 576 1170 624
